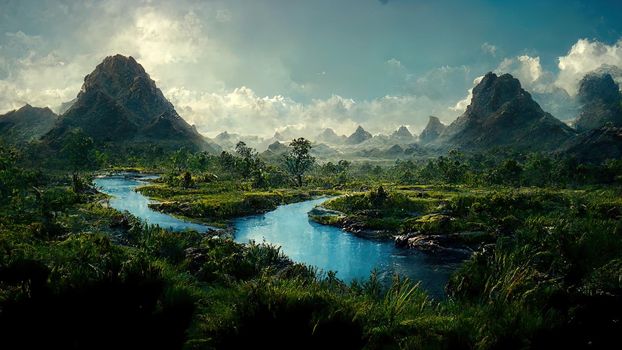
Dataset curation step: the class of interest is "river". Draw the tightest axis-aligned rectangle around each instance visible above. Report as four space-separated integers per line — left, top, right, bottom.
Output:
94 173 464 297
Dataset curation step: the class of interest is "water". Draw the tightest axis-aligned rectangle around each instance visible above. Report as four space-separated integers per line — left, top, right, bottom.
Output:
93 174 214 233
94 174 464 297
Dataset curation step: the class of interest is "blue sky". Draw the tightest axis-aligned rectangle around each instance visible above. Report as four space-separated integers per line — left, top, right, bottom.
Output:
1 0 622 137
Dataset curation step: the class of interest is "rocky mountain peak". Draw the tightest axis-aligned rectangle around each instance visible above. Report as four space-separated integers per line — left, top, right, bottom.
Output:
347 125 372 144
574 72 622 132
77 54 172 122
467 72 530 118
43 54 212 152
419 116 446 144
392 126 413 138
438 72 574 151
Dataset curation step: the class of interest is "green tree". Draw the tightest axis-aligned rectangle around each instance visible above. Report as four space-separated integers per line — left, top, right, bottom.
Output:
284 138 315 187
235 141 256 178
61 128 95 192
170 147 191 173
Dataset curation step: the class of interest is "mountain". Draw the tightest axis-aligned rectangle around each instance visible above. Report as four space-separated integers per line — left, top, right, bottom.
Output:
574 73 622 132
419 116 446 144
559 125 622 163
213 131 266 152
437 72 575 151
261 140 289 160
346 126 373 144
316 128 347 145
43 54 214 152
0 104 57 144
390 126 414 142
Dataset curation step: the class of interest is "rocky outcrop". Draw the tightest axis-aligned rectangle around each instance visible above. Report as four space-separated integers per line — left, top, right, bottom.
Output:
419 116 446 144
574 73 622 132
438 72 575 151
394 231 482 255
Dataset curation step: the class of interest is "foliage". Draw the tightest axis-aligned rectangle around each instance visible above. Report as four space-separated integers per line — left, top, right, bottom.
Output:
284 137 316 187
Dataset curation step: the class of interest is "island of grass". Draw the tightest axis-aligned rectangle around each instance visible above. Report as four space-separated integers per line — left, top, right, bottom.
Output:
309 185 621 254
136 176 342 227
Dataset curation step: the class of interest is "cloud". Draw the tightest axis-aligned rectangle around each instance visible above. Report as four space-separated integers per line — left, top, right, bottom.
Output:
497 55 542 85
106 9 208 69
555 38 622 95
378 0 390 4
386 58 404 70
481 42 497 56
0 31 87 112
166 86 453 138
450 75 483 113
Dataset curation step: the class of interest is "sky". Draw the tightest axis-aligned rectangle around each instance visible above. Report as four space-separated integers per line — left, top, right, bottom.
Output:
1 0 622 138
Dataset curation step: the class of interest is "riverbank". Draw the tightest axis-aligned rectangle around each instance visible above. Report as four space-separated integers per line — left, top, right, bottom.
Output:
307 185 608 256
135 177 343 227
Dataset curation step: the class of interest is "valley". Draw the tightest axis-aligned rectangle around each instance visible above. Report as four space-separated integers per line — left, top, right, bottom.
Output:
0 52 621 349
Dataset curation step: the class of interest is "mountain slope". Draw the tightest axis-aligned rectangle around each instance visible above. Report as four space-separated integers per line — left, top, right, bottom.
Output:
0 104 57 144
346 126 373 145
559 125 622 163
419 116 446 145
316 128 347 145
437 72 575 151
43 54 213 152
574 73 622 132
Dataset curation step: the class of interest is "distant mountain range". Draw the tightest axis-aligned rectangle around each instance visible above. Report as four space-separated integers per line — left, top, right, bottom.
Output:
2 54 621 163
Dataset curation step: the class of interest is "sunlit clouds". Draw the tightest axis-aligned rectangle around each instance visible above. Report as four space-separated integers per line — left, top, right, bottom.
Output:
1 0 622 137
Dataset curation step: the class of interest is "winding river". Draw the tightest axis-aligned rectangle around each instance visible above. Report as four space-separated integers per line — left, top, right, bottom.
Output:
94 174 464 297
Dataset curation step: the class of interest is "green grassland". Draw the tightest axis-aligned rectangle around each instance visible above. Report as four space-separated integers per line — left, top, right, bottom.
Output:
1 143 621 349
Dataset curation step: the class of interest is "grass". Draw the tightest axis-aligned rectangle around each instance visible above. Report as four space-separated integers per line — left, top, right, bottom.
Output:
1 165 621 348
137 179 342 226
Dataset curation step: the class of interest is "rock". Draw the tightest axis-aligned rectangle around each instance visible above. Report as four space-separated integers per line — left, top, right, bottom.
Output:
308 206 346 218
395 231 476 255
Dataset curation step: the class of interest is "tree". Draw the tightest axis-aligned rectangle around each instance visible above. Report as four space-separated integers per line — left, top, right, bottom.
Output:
235 141 255 178
61 128 95 192
170 147 191 173
284 138 315 187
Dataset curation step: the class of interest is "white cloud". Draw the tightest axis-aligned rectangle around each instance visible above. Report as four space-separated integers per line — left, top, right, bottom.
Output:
481 42 497 56
166 86 451 138
555 38 622 95
450 75 483 113
494 54 552 92
0 31 88 112
106 9 207 69
386 58 404 69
